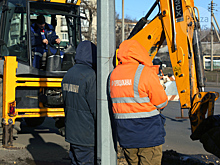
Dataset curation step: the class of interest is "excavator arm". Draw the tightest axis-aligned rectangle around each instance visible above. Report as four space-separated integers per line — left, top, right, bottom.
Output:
128 0 220 157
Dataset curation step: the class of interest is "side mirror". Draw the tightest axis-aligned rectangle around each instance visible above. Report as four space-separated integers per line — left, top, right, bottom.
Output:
0 39 5 46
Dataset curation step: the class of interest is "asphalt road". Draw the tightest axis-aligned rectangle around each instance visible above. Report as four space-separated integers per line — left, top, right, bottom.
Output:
0 118 70 165
163 87 220 155
0 87 220 164
162 87 220 164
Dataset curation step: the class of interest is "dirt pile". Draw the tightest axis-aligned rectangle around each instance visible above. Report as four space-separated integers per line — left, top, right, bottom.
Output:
117 147 220 165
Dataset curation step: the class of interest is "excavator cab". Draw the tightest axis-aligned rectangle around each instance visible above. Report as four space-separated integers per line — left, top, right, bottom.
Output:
0 0 82 147
0 0 81 72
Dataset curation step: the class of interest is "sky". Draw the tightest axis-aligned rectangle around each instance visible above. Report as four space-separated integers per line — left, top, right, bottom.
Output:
115 0 220 30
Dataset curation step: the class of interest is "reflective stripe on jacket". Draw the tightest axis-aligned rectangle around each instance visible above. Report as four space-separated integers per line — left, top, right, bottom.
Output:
109 40 168 148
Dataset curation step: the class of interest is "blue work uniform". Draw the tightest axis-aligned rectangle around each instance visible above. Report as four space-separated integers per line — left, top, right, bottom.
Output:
31 23 63 68
62 41 97 165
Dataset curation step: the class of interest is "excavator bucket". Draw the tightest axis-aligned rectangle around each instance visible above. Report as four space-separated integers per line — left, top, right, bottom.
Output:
200 116 220 158
189 91 220 158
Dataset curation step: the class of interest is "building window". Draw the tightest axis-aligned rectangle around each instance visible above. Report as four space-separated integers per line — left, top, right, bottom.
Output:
62 33 68 40
61 18 67 26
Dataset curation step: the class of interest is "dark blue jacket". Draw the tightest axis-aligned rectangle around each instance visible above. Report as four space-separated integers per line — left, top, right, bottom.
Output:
31 23 58 54
62 41 97 146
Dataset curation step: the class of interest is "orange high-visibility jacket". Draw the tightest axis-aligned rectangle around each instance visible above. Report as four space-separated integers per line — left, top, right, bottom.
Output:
109 40 168 148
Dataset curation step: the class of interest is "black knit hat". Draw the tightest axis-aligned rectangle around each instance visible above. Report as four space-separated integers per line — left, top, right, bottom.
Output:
37 15 45 24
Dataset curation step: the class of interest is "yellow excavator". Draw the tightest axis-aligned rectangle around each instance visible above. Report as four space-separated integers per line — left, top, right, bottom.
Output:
0 0 82 148
124 0 220 158
1 0 220 159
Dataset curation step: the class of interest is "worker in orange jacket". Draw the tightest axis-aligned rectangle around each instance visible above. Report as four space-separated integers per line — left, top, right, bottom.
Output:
109 40 168 165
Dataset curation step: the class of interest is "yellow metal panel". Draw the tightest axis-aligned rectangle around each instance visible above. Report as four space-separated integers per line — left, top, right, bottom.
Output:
2 56 17 125
30 0 80 5
17 77 63 82
50 0 66 3
115 49 119 66
186 0 194 7
159 0 173 48
76 0 81 5
49 0 63 3
159 0 192 108
16 82 61 87
16 108 64 113
2 56 64 124
16 77 62 87
17 112 65 118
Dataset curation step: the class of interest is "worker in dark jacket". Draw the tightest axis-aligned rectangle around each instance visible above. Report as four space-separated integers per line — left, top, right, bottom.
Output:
62 40 97 165
31 14 62 68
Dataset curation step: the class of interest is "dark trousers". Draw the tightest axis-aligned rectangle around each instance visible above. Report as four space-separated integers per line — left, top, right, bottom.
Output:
69 144 95 165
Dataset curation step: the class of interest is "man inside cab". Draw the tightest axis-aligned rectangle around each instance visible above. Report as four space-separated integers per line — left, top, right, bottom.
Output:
31 14 61 69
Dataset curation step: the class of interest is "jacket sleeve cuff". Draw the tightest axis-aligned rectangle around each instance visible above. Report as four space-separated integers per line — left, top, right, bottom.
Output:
155 100 168 109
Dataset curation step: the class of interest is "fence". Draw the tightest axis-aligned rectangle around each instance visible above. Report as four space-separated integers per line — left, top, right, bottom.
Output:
205 71 220 86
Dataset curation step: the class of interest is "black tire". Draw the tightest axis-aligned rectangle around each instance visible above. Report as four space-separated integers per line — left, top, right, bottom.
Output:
24 117 45 127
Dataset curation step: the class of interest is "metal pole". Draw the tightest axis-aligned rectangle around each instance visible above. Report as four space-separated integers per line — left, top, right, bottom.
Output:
122 0 124 42
211 0 214 71
97 0 117 164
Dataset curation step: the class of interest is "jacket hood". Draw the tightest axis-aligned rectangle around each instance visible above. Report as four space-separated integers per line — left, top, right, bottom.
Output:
75 40 97 70
117 40 153 67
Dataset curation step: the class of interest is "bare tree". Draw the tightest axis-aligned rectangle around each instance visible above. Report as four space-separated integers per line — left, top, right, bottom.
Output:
200 28 220 43
115 13 138 48
80 0 97 44
115 13 122 48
